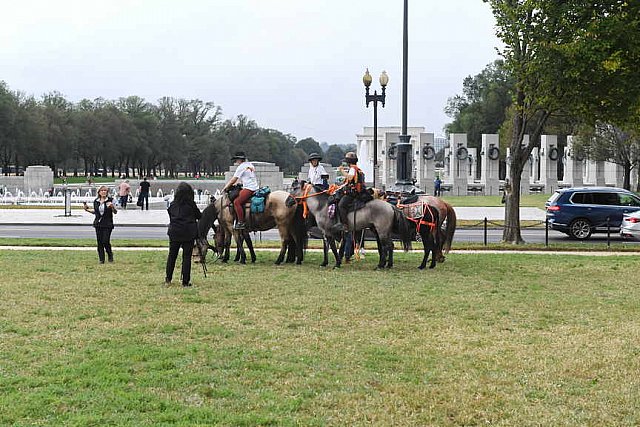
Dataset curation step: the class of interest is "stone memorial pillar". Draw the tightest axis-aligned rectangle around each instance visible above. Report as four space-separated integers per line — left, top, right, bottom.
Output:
416 132 435 193
563 135 583 187
381 131 400 190
540 135 559 194
529 147 540 184
449 133 469 196
24 165 54 194
467 148 477 181
605 161 624 188
225 161 284 190
480 134 500 195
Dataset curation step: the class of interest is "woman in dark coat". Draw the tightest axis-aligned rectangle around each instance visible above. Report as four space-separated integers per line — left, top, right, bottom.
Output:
83 185 117 263
165 182 201 287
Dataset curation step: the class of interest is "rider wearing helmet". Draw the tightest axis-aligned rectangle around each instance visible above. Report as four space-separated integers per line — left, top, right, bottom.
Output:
307 152 328 189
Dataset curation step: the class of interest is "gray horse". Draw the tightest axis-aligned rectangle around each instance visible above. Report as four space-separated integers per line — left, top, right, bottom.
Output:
297 183 412 269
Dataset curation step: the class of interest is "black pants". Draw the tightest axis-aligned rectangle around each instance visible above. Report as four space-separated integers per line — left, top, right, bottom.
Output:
337 194 356 224
119 195 128 209
166 240 194 285
95 227 113 262
139 194 149 210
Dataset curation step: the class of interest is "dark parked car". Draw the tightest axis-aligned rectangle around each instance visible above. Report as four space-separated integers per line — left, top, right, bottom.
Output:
545 187 640 240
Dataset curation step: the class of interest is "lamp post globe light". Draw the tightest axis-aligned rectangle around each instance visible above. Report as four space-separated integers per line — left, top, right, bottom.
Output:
363 69 389 189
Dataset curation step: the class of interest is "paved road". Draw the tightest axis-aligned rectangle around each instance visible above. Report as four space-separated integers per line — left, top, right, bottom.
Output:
1 224 638 245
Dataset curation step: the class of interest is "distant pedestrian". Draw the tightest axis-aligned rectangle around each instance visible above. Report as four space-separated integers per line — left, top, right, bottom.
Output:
138 177 151 210
165 182 202 287
118 180 131 209
84 185 117 264
434 176 442 197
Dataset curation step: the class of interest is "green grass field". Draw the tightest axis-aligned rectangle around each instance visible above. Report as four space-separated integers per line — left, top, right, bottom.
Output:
1 249 639 425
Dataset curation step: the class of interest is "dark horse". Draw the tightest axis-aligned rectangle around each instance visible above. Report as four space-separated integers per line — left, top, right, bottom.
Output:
296 183 413 269
418 196 456 263
195 202 258 264
407 202 441 269
196 190 306 265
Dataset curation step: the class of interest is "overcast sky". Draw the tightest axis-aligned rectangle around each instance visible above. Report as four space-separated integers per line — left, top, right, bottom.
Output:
1 0 501 145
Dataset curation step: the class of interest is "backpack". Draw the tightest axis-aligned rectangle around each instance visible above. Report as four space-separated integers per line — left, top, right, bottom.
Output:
250 187 271 214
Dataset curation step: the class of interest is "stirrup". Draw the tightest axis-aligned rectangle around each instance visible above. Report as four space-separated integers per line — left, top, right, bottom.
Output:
234 221 246 230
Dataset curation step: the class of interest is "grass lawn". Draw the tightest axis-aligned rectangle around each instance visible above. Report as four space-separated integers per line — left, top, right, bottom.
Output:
1 250 639 425
441 193 551 208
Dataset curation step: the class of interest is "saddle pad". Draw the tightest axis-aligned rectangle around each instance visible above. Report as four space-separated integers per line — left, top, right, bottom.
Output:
399 202 424 220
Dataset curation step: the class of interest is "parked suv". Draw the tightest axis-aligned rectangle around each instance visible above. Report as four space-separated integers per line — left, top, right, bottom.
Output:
545 187 640 239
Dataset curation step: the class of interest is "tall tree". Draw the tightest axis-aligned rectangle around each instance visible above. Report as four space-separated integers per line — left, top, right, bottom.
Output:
485 0 640 243
445 60 514 148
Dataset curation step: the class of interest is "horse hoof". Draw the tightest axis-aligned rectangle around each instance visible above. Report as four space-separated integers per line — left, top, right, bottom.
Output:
418 266 425 270
429 265 436 269
320 262 328 267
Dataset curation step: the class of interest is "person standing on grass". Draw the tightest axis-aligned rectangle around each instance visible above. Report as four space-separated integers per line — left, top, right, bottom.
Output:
138 177 151 210
118 179 131 209
84 185 117 264
165 182 201 287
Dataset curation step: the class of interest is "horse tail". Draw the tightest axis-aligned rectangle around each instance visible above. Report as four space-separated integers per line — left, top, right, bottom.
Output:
394 208 413 252
442 203 456 254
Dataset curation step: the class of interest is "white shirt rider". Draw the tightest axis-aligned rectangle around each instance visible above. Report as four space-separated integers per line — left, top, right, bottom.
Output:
233 161 259 191
308 163 328 185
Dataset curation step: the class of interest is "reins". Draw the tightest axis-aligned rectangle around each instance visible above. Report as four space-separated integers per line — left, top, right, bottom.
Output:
294 183 346 219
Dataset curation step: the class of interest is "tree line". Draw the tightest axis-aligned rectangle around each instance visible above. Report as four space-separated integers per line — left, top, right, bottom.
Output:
0 83 352 178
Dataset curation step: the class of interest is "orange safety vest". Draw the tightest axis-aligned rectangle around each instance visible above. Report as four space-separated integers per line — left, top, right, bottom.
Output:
347 164 365 193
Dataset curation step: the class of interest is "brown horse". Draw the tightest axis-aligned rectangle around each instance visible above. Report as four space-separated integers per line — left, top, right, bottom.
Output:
196 190 305 265
416 196 456 262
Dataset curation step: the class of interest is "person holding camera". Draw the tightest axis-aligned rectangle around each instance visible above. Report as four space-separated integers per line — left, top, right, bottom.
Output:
84 185 117 264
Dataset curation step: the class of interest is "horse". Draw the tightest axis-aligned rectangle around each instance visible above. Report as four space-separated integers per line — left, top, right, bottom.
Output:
195 201 258 264
197 190 305 265
406 202 441 269
418 196 456 262
296 183 413 269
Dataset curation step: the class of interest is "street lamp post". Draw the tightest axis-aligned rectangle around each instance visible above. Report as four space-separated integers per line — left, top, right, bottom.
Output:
394 0 420 194
363 69 389 189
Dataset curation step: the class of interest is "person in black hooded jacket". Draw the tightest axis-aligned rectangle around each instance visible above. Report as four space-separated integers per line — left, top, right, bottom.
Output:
165 182 201 287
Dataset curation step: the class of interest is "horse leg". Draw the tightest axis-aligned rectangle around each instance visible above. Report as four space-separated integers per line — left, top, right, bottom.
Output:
222 234 231 263
376 237 388 269
235 232 247 264
328 237 341 268
386 238 394 269
418 229 428 270
285 238 296 264
274 226 289 265
245 232 256 263
321 238 329 267
428 233 437 269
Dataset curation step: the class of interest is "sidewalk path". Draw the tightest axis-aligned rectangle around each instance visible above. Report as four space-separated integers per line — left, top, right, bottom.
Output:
0 206 546 226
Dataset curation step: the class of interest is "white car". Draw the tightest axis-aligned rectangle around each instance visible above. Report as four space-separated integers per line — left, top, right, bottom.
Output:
620 211 640 239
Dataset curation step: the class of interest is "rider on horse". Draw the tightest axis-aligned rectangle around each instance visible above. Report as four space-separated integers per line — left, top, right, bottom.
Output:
222 151 259 230
307 152 329 189
332 151 367 232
